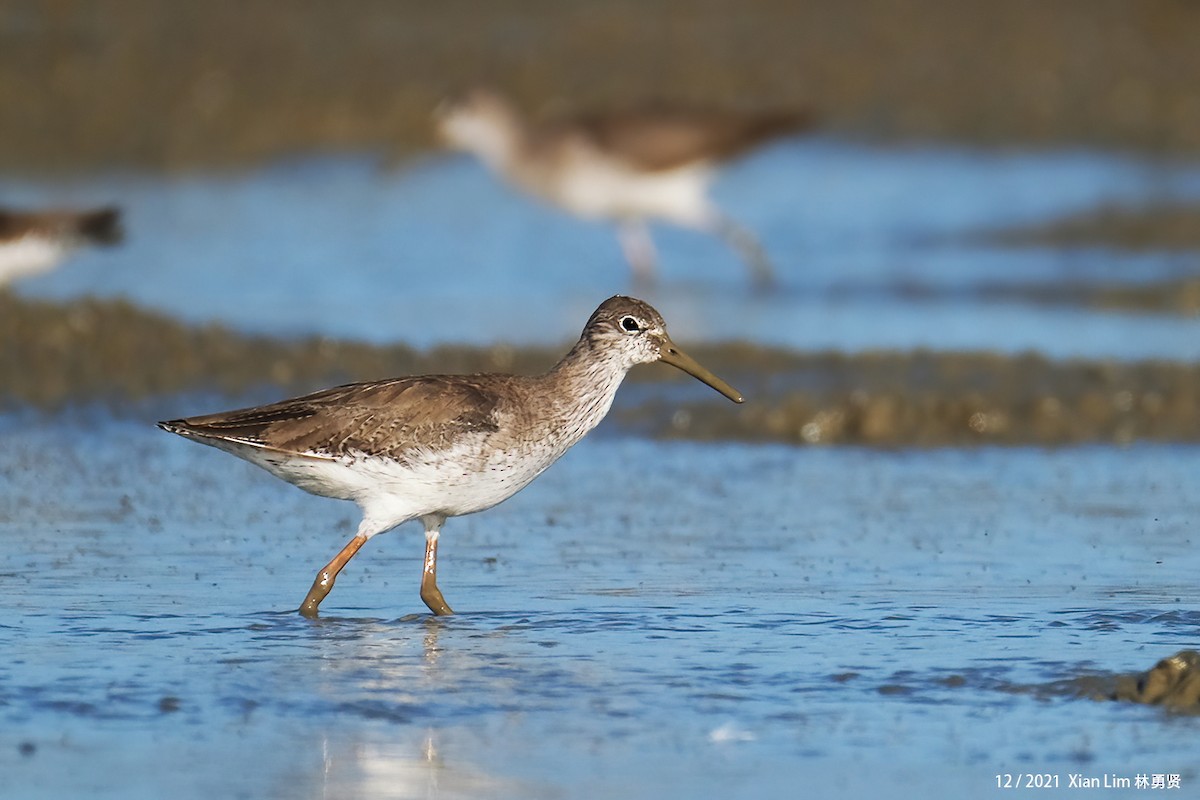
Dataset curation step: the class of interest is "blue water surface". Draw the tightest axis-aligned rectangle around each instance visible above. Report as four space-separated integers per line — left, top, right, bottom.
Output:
7 139 1200 359
1 415 1197 799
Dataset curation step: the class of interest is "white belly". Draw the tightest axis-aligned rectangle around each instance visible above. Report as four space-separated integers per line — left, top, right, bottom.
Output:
232 438 563 535
552 158 713 225
0 237 70 284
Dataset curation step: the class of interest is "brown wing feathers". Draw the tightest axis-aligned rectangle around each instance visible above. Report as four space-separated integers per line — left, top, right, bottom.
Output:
567 107 812 172
158 377 504 460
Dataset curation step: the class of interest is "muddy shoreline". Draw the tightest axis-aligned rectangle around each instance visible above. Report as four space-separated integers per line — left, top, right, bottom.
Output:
4 1 1200 171
5 293 1198 446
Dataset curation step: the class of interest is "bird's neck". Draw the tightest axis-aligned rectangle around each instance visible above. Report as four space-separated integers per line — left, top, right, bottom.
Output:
471 109 530 178
537 336 631 442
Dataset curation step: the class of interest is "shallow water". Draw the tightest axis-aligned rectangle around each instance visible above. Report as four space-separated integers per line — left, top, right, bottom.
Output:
2 414 1198 799
9 140 1200 359
5 139 1200 796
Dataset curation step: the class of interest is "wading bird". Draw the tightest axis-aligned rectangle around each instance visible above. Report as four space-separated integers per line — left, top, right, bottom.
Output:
159 296 743 617
0 206 123 286
436 90 809 286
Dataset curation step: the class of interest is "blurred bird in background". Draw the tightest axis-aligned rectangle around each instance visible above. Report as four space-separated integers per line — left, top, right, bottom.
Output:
436 89 810 287
0 206 123 286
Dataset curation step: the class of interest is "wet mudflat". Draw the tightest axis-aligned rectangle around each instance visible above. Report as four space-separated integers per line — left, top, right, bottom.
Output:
5 291 1200 447
1 414 1197 799
4 1 1200 170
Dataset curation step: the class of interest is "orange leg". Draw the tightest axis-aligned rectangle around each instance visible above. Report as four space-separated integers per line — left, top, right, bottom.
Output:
420 527 455 616
299 535 367 618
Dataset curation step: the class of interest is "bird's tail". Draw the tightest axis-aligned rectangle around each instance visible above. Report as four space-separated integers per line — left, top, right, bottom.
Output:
157 419 196 437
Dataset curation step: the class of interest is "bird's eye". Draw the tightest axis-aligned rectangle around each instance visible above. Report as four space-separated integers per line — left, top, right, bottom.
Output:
620 316 641 333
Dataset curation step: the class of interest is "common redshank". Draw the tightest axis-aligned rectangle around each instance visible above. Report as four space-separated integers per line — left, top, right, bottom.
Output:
159 296 743 617
435 90 809 286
